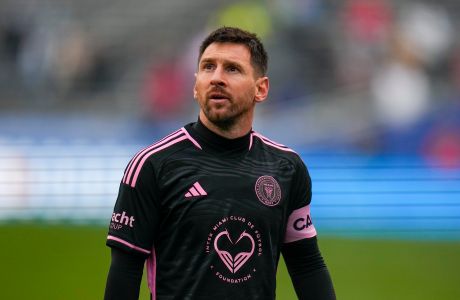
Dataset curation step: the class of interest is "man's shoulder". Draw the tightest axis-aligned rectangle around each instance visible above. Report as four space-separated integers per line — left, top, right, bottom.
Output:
121 127 201 187
138 126 202 159
250 131 303 164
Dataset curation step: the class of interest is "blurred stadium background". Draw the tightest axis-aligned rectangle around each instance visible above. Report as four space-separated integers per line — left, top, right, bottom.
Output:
1 0 459 299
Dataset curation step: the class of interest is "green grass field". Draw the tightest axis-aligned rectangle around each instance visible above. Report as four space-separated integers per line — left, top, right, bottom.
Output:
1 224 459 300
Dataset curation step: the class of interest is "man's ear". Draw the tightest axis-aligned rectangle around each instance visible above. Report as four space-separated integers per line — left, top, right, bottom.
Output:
254 76 269 103
193 73 198 99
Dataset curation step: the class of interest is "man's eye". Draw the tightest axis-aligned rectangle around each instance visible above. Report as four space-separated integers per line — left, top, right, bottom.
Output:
203 64 214 70
227 66 239 73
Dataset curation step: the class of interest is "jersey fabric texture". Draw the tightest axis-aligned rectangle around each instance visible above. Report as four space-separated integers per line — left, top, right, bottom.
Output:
106 120 317 300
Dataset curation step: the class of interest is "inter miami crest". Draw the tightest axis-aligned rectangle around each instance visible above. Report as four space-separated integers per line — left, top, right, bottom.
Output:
255 175 281 206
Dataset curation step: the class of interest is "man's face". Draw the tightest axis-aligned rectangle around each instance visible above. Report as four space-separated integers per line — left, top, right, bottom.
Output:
194 42 268 130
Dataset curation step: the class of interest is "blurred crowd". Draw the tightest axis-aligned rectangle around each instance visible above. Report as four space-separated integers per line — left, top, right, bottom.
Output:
0 1 115 105
1 0 460 162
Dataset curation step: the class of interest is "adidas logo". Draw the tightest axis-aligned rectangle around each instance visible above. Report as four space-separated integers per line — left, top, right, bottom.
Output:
185 181 208 198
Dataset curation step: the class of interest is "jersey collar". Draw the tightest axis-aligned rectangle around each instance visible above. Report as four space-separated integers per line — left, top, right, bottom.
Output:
186 118 252 156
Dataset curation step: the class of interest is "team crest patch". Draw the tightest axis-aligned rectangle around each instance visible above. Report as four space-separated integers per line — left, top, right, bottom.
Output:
255 176 281 206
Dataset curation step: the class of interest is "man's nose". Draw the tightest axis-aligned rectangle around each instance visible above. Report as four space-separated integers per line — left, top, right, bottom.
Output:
210 67 226 86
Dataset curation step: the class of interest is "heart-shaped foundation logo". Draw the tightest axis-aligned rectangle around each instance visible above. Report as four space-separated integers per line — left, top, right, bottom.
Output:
214 229 255 274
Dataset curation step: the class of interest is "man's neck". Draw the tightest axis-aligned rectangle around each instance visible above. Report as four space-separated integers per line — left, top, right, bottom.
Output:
198 113 252 139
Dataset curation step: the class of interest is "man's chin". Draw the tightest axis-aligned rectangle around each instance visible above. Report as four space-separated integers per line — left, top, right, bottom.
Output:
205 112 236 130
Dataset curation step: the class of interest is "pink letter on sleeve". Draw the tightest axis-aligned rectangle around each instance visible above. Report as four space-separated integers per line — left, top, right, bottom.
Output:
284 205 317 243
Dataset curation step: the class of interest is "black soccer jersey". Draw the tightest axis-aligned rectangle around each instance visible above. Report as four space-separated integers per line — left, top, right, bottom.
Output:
106 120 317 300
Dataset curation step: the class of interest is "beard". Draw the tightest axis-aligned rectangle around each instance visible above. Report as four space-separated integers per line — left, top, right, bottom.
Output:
201 97 253 131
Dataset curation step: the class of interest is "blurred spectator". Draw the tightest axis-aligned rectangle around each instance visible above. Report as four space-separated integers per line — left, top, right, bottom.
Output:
422 124 460 167
1 1 115 104
267 0 336 100
398 2 453 68
15 2 69 97
420 103 460 167
342 0 392 44
141 60 188 120
282 24 335 96
0 18 27 65
0 2 32 73
370 30 430 129
370 1 454 130
51 23 114 95
337 0 393 87
17 19 56 96
51 22 93 94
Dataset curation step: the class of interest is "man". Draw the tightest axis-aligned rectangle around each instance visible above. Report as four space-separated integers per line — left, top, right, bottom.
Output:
104 26 336 300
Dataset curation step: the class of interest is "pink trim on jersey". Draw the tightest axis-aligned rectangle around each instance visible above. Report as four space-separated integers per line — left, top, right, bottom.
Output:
130 135 188 187
284 205 317 243
249 132 254 150
254 132 286 147
122 129 181 183
147 248 157 299
107 235 151 254
181 127 202 150
251 132 297 153
122 130 183 184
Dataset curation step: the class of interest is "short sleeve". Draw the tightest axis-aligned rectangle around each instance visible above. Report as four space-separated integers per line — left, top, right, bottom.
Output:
284 159 317 243
106 161 160 256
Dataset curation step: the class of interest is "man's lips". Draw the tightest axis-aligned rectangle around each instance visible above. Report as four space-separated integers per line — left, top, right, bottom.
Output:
208 92 230 101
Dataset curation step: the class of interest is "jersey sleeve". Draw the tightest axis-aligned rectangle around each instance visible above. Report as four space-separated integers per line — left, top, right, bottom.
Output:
106 160 160 256
284 158 317 243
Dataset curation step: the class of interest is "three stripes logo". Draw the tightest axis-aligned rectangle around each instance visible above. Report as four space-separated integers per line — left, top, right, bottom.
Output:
185 181 207 198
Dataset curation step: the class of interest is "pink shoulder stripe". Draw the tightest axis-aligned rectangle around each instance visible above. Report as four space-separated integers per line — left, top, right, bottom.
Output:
129 135 188 187
107 235 151 254
251 132 297 153
254 132 286 147
181 127 202 150
122 129 182 183
123 127 203 187
249 130 254 150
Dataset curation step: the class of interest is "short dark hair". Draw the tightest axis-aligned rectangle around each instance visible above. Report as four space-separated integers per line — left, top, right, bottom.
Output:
198 26 268 76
